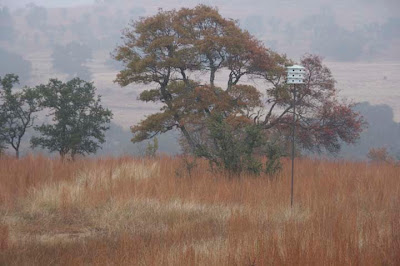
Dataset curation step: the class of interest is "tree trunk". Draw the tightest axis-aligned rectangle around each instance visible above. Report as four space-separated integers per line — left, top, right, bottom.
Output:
210 68 216 88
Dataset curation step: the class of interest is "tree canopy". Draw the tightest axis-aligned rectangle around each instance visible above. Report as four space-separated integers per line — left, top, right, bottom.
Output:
113 5 365 173
31 78 112 159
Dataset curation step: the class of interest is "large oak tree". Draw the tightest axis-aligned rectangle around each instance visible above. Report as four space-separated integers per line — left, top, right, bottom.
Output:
113 5 365 171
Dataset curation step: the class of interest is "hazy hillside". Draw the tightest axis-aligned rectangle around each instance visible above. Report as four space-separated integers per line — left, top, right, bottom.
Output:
1 0 399 60
339 102 400 159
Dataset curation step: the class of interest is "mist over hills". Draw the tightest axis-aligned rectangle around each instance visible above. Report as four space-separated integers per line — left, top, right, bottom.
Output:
1 0 399 61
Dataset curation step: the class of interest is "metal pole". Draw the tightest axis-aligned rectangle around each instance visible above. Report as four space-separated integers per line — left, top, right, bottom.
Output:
291 84 296 207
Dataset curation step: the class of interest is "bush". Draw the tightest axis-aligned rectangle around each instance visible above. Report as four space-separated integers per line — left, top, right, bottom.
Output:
145 137 158 158
265 143 283 176
197 113 282 177
367 147 393 163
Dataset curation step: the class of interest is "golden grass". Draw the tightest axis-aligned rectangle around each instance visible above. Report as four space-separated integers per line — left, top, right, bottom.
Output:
0 155 399 265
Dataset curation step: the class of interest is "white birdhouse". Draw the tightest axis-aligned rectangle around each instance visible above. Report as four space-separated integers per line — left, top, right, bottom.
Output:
286 65 305 84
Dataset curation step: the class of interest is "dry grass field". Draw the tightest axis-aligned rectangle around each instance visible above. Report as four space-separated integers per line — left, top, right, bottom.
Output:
0 155 399 265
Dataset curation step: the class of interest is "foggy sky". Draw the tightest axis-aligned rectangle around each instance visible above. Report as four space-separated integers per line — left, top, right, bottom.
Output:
1 0 399 15
1 0 94 9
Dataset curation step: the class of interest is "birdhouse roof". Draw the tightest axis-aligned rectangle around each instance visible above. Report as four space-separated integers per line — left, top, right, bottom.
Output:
287 65 305 69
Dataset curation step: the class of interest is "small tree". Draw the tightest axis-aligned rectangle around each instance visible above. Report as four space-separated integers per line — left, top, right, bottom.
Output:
144 137 158 157
31 78 112 160
197 113 268 176
265 142 283 176
0 74 40 158
367 147 393 163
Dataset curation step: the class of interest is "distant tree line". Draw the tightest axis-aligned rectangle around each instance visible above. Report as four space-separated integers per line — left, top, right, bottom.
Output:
338 102 400 160
0 48 32 83
243 8 400 61
51 42 93 81
0 42 92 85
2 2 399 63
0 7 15 42
0 75 112 159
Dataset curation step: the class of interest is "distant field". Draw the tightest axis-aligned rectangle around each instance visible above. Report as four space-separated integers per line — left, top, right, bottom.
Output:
327 62 400 122
0 156 399 265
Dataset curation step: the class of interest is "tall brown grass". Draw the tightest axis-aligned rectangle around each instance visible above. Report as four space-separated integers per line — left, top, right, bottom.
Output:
0 155 399 265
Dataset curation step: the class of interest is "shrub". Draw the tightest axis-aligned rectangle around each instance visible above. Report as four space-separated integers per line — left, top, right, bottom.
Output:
145 137 158 158
367 147 393 163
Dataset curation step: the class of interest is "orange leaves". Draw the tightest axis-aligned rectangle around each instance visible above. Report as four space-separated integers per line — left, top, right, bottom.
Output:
130 111 176 143
367 147 394 163
193 86 223 110
173 84 263 117
225 115 253 129
300 54 335 93
228 85 262 109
